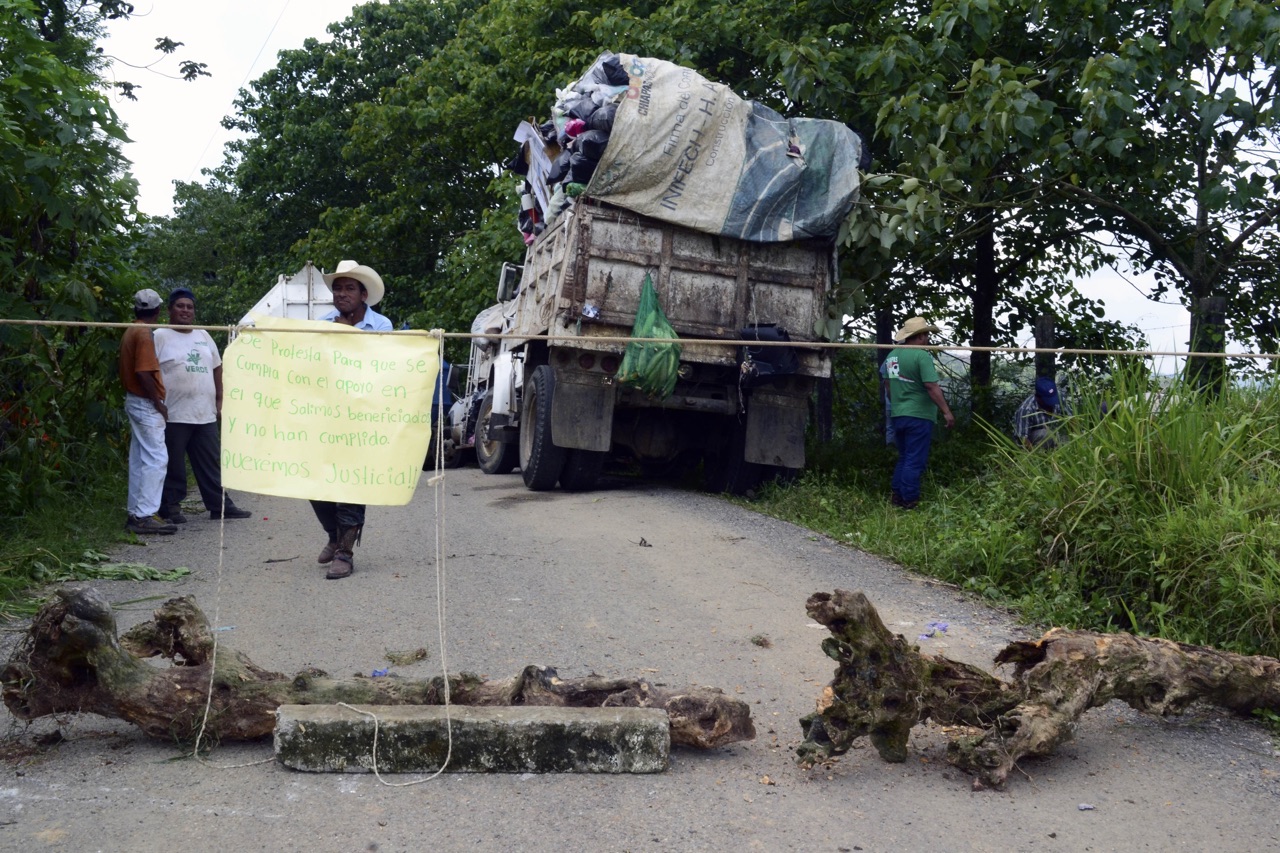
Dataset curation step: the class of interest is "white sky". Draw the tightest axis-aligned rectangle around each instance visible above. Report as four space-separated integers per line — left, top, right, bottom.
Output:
103 0 1192 364
104 0 360 214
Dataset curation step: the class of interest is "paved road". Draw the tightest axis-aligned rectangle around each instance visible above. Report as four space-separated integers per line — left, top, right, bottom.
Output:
2 468 1278 851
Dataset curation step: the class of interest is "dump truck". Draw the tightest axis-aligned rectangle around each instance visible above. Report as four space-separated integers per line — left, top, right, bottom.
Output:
459 199 834 494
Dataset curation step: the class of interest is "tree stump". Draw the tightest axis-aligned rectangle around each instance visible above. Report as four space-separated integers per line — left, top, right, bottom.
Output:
2 587 754 750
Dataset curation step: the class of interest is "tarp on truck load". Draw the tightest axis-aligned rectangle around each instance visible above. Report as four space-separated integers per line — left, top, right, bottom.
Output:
584 53 863 243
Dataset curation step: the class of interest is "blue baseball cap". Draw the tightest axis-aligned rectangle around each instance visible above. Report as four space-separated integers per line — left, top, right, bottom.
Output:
168 287 196 307
1035 376 1059 407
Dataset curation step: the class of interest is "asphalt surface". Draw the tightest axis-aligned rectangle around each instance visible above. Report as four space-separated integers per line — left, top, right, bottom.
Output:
1 467 1278 852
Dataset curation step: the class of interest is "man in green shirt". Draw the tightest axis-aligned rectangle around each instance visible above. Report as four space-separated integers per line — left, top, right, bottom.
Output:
884 316 955 509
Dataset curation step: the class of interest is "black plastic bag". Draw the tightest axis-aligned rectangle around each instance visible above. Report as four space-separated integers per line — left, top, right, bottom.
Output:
568 151 598 184
588 102 618 133
575 129 610 161
547 150 572 185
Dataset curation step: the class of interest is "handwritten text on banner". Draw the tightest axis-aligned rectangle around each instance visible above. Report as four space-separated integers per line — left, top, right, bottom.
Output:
221 316 439 506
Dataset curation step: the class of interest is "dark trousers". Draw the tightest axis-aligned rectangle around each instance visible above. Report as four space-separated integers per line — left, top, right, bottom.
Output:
163 421 233 513
891 415 936 503
310 501 366 540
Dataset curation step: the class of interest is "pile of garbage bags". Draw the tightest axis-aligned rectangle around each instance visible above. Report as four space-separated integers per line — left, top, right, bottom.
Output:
506 52 867 244
507 53 629 244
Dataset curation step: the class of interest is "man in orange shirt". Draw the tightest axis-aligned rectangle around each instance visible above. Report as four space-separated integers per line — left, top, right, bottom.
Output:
118 289 176 534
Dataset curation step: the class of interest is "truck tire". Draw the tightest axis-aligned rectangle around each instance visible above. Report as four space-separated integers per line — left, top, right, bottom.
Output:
559 449 606 491
520 364 567 490
475 391 517 475
702 416 764 496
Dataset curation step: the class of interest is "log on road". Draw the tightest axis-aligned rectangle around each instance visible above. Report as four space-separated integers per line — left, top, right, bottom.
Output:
1 587 754 750
797 589 1280 787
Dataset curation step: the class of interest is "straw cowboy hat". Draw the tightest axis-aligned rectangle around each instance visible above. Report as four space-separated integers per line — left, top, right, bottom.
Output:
323 260 385 307
894 316 940 343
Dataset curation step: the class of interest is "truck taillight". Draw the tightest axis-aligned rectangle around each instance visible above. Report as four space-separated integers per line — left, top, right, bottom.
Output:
600 355 619 374
578 353 596 370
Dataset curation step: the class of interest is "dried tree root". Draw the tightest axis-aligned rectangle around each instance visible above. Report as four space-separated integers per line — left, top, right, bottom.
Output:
2 588 754 750
952 627 1280 785
796 589 1015 768
798 589 1280 788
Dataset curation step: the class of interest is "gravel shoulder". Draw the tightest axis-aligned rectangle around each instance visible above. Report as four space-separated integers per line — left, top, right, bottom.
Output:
2 468 1278 852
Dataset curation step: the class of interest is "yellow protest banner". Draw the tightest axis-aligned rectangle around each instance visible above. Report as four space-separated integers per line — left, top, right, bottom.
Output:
220 316 439 506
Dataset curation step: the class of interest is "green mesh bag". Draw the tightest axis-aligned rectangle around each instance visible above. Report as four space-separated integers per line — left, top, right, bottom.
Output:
617 273 681 399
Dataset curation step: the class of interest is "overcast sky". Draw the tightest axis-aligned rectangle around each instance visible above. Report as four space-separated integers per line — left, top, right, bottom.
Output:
104 0 359 214
103 1 1190 366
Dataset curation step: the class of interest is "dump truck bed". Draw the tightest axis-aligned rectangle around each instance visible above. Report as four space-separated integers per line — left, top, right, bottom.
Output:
511 200 833 376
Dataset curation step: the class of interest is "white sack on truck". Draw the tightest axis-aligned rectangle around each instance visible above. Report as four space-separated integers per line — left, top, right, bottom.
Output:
585 53 864 243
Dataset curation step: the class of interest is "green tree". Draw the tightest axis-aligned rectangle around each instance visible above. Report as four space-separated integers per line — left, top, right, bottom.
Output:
1 0 140 517
1 0 207 518
809 0 1280 389
221 0 481 324
133 174 252 325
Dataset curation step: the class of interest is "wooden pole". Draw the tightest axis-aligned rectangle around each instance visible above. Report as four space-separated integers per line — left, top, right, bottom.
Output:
1034 314 1056 379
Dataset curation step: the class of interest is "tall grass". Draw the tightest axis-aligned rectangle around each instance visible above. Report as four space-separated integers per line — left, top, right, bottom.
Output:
0 447 136 620
756 369 1280 657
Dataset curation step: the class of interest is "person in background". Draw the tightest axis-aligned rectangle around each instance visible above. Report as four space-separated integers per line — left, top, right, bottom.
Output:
311 260 392 579
153 288 252 523
118 289 176 535
884 316 955 509
1013 376 1070 449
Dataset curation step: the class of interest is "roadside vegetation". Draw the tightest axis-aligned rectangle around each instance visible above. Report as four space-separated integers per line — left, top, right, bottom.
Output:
5 0 1280 648
754 358 1280 658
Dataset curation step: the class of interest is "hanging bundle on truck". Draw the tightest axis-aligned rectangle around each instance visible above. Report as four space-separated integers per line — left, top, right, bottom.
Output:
617 274 681 400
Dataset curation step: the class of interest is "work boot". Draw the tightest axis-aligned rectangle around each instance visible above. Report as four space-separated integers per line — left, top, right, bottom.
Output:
325 526 360 580
317 538 338 564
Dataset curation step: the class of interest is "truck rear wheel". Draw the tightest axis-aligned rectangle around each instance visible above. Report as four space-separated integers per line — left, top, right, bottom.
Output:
520 364 567 490
476 391 517 475
560 449 606 491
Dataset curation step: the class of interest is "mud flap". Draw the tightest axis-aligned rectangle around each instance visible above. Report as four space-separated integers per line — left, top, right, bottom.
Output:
744 391 807 467
551 368 614 451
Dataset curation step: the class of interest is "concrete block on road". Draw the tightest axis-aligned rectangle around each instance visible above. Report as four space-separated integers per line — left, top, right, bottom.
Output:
275 704 670 774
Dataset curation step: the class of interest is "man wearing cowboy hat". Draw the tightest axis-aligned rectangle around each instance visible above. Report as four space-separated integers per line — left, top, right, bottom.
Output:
884 316 955 509
320 260 393 331
311 260 393 579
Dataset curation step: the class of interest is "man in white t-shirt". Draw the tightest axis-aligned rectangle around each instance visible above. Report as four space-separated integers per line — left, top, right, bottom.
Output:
153 288 251 523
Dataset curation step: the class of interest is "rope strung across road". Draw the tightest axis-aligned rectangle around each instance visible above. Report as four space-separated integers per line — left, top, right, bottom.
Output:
1 316 1276 362
182 331 457 781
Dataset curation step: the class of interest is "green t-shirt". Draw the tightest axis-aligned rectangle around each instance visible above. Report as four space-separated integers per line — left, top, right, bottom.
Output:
885 346 941 421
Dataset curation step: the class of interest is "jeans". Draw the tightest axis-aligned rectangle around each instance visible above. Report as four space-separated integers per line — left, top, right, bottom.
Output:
891 415 935 503
310 501 366 538
125 393 168 518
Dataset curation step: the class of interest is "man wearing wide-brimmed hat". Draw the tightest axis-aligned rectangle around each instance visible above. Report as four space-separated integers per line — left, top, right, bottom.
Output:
319 260 393 331
884 316 955 510
311 260 393 579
